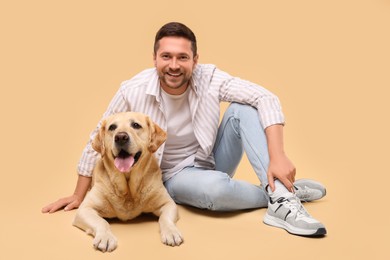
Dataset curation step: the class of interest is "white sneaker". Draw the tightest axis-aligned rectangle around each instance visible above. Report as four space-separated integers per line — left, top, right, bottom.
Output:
263 191 327 236
294 179 326 202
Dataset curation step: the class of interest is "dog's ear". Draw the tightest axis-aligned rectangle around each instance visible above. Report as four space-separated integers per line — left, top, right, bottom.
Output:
147 117 167 153
92 120 106 156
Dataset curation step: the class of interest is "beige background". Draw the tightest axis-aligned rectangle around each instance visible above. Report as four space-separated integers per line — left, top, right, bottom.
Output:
1 0 389 259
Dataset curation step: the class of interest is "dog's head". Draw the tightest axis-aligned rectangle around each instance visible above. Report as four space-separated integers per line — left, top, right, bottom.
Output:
92 112 166 173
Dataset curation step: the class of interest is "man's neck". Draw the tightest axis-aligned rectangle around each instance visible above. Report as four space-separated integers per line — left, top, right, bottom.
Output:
160 82 189 95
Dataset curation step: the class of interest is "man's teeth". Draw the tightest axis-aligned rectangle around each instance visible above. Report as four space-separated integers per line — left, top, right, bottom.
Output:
167 72 181 77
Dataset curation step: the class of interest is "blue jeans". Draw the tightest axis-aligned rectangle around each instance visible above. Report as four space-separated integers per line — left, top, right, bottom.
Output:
164 103 270 211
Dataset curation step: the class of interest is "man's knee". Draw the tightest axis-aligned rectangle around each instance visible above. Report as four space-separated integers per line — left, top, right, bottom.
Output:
226 102 264 132
227 102 257 116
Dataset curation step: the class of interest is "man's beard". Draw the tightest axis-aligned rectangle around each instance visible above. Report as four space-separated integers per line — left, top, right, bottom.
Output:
159 72 190 90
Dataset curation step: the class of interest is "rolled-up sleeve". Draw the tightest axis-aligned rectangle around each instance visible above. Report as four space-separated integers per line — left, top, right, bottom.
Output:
215 68 285 128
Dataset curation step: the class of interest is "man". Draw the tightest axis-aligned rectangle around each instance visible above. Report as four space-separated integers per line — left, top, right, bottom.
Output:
43 22 326 236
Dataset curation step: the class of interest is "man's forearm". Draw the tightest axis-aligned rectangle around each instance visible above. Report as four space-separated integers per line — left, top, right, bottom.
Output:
74 175 92 200
264 124 285 159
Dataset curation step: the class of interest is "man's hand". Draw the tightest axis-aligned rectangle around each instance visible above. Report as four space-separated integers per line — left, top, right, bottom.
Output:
41 175 92 213
267 153 296 192
264 124 296 192
41 194 82 213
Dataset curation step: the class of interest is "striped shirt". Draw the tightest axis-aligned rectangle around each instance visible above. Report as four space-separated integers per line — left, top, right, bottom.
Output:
77 64 285 179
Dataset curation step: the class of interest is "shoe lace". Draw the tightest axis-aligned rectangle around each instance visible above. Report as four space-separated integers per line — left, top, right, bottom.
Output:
284 194 310 218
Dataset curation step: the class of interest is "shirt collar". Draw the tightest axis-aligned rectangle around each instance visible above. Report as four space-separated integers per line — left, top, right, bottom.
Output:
145 68 161 102
190 64 200 96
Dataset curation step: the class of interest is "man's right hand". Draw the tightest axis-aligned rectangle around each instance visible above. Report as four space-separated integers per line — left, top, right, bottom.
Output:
41 175 92 214
41 194 83 213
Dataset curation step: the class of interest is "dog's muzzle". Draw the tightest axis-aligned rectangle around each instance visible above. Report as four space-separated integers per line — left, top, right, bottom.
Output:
113 132 142 173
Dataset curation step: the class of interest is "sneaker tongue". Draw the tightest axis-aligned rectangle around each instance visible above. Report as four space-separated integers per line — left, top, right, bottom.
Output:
114 156 135 173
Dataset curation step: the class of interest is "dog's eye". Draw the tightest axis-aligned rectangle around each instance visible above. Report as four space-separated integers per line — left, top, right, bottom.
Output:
108 124 117 131
131 122 142 129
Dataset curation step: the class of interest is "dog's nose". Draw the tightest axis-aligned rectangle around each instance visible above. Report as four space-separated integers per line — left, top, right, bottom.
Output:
114 132 129 146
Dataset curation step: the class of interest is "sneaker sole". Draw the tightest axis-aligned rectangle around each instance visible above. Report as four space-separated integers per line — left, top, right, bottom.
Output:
263 213 327 236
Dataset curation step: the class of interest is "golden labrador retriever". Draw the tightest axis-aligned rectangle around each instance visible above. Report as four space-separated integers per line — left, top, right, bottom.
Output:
73 112 183 252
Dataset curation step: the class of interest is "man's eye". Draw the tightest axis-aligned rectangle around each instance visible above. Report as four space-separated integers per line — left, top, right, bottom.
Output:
131 122 142 129
108 124 117 131
180 56 189 60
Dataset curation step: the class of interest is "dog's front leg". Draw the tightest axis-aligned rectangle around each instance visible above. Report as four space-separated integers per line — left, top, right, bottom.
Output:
155 201 183 246
73 206 117 252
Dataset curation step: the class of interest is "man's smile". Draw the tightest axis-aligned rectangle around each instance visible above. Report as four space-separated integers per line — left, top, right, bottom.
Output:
166 72 183 77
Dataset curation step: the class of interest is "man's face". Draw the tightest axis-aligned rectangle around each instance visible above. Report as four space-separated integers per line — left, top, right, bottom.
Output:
154 36 198 95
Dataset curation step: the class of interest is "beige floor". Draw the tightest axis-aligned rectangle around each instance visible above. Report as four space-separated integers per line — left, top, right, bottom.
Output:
1 1 389 259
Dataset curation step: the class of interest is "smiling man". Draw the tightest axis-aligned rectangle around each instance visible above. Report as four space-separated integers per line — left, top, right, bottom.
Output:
154 36 197 95
43 22 327 237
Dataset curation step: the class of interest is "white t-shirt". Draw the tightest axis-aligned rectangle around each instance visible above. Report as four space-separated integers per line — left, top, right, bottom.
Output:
160 87 200 180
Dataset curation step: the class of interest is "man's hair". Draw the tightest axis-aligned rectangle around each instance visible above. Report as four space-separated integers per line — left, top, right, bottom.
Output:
154 22 197 57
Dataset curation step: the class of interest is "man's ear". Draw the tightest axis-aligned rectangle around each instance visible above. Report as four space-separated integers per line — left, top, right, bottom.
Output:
193 53 199 65
153 53 157 67
92 120 106 156
147 117 167 153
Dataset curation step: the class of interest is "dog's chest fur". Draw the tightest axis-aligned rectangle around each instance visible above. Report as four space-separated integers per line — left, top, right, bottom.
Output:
92 155 163 221
106 185 155 221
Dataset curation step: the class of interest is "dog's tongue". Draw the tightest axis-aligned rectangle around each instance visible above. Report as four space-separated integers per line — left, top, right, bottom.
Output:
114 156 135 173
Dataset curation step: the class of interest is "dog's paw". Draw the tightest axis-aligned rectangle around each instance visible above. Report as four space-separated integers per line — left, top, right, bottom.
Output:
93 231 118 252
161 226 183 247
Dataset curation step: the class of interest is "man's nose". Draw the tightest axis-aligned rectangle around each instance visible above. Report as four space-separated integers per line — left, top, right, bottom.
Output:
169 58 179 70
